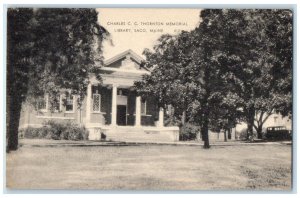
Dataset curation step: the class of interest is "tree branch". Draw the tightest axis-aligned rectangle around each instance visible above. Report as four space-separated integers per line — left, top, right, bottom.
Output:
253 124 258 132
262 111 273 124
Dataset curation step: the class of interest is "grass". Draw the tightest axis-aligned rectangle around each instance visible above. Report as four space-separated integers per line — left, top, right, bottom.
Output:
6 140 292 190
241 166 291 189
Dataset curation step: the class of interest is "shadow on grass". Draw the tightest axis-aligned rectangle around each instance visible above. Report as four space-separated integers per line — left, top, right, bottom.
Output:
240 165 291 190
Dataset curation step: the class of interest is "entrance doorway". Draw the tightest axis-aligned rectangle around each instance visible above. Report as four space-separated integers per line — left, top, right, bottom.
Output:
117 105 127 126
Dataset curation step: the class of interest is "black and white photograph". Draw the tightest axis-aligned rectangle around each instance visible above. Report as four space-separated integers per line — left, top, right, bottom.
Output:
4 4 294 193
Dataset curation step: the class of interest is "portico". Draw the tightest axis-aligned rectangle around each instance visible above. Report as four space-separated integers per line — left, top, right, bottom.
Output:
84 49 179 142
85 82 165 128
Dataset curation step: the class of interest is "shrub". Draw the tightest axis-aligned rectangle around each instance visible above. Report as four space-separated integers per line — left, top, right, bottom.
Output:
22 127 39 138
20 121 87 141
61 123 87 141
45 120 67 140
68 129 83 140
164 114 180 127
237 128 258 140
179 123 200 141
37 127 50 138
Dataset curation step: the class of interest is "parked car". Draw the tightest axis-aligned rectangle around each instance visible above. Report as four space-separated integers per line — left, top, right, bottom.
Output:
265 126 292 141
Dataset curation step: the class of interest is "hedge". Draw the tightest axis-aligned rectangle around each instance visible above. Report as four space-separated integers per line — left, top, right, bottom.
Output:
179 123 200 141
19 121 89 141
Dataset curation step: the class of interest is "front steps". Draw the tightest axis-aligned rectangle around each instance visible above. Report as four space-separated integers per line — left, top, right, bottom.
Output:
87 125 179 142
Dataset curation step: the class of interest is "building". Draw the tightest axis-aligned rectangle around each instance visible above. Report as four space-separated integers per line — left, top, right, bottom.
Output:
235 112 292 139
19 49 180 142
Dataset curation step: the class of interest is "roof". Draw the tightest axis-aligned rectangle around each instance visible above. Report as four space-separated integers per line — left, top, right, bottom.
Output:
104 49 144 66
100 49 150 75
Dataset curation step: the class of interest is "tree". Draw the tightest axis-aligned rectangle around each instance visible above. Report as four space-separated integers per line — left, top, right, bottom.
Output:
135 31 197 126
6 8 109 151
190 10 229 148
7 8 34 151
212 9 292 140
135 9 292 147
135 11 232 149
253 9 292 138
193 9 292 140
135 25 226 148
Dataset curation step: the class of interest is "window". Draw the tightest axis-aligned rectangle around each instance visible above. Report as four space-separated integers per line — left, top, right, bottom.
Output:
65 95 74 112
141 99 147 115
52 94 61 112
93 94 101 112
37 95 48 112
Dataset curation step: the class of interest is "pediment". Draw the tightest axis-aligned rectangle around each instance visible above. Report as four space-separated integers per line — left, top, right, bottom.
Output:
104 49 148 72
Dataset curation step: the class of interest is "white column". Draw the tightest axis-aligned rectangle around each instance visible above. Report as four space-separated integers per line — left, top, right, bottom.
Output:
158 107 164 127
111 84 117 126
135 96 141 126
86 83 92 123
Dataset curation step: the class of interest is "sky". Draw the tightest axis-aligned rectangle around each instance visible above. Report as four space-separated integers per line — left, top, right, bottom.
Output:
97 8 202 60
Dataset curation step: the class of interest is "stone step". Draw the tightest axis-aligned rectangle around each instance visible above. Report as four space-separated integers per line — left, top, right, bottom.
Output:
88 126 179 142
105 131 173 142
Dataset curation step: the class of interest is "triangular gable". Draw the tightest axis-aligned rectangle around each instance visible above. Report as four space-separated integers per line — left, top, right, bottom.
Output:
104 49 148 71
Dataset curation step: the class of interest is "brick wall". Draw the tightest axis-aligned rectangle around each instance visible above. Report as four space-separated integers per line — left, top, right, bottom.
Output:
19 100 78 128
90 86 112 125
19 86 160 128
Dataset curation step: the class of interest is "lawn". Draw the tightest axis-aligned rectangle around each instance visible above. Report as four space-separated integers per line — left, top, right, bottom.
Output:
6 140 292 190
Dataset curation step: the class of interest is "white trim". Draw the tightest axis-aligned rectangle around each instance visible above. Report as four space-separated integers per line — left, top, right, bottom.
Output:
135 96 141 126
38 94 48 113
65 111 75 114
37 116 75 120
104 49 143 65
101 67 150 74
65 95 75 113
85 123 179 131
101 73 146 80
143 126 179 131
86 83 92 123
133 114 152 117
143 114 152 117
158 107 164 127
111 84 118 126
19 124 44 129
64 112 74 114
92 112 106 114
85 125 179 131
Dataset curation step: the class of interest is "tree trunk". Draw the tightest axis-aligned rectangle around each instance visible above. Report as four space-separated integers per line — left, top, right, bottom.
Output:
224 129 227 142
247 106 255 141
228 128 232 140
201 115 210 149
7 94 22 152
255 111 272 140
256 124 263 139
181 110 186 126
